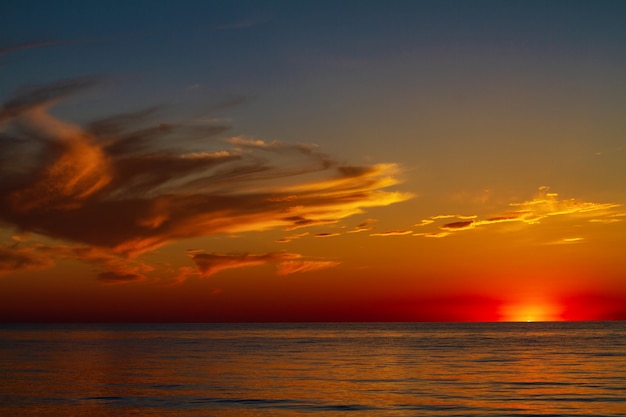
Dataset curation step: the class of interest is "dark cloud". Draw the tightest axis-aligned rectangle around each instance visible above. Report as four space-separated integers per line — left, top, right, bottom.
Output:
486 214 522 222
0 244 54 274
0 78 410 282
0 77 103 123
98 271 145 284
188 251 338 278
314 233 340 238
348 218 377 233
191 252 298 277
441 220 475 230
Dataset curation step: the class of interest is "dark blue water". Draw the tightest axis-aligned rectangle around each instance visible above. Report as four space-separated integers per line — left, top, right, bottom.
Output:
1 322 625 416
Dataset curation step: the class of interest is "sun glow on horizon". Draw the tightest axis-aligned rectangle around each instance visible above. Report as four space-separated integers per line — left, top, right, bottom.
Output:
500 300 563 322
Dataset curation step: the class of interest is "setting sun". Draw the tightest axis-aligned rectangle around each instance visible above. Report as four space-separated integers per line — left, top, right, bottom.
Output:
500 300 563 322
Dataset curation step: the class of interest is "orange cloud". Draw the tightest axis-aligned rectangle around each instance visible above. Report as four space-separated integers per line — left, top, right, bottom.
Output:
276 260 340 276
0 241 152 283
275 232 309 243
0 79 411 275
370 230 413 236
414 187 621 238
0 244 54 275
187 251 337 278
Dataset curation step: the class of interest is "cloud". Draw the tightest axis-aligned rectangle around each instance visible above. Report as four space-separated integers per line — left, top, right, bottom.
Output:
557 237 584 244
589 211 626 224
314 233 341 238
191 252 298 277
370 230 413 236
187 251 337 278
414 187 621 238
441 220 475 230
431 214 477 220
0 244 54 274
348 219 377 233
416 232 451 238
98 271 145 284
414 219 434 227
0 240 154 283
0 78 412 269
276 232 309 243
276 260 340 276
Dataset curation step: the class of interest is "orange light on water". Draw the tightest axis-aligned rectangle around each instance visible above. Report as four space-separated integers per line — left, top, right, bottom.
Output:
500 300 563 322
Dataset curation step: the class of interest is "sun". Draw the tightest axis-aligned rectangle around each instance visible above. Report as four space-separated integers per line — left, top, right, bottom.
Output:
500 300 563 322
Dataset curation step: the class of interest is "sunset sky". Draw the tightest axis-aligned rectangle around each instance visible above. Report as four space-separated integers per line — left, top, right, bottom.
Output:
2 0 625 322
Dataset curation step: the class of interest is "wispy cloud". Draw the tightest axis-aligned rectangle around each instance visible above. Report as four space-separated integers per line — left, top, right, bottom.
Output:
276 232 309 243
0 78 410 280
314 233 341 238
410 187 620 238
186 251 338 278
348 219 377 233
276 260 340 276
98 271 145 284
0 241 152 282
0 244 54 275
0 41 61 58
191 252 297 277
370 230 413 237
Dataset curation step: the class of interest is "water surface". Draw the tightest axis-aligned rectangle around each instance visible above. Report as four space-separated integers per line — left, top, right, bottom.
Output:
1 322 625 416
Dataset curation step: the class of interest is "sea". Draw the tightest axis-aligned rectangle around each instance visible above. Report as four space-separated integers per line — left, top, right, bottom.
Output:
1 322 625 417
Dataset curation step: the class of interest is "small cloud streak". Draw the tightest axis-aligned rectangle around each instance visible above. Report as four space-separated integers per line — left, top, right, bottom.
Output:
314 233 341 238
0 78 411 281
98 271 145 284
348 219 377 233
191 252 297 277
414 187 621 238
276 260 340 276
276 232 309 243
589 212 626 224
187 251 338 278
412 231 451 238
441 220 475 230
370 230 413 237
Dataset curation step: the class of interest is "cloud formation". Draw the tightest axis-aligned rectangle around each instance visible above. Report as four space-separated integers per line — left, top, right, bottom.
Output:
275 232 309 243
0 241 152 283
370 230 413 237
412 187 621 238
314 233 341 238
276 260 340 276
0 244 54 275
348 219 377 233
188 251 338 278
0 78 410 280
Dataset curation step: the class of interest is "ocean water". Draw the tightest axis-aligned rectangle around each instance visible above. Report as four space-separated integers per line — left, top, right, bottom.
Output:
1 322 625 417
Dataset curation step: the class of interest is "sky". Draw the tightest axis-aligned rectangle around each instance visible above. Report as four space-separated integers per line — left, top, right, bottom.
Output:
1 0 625 322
